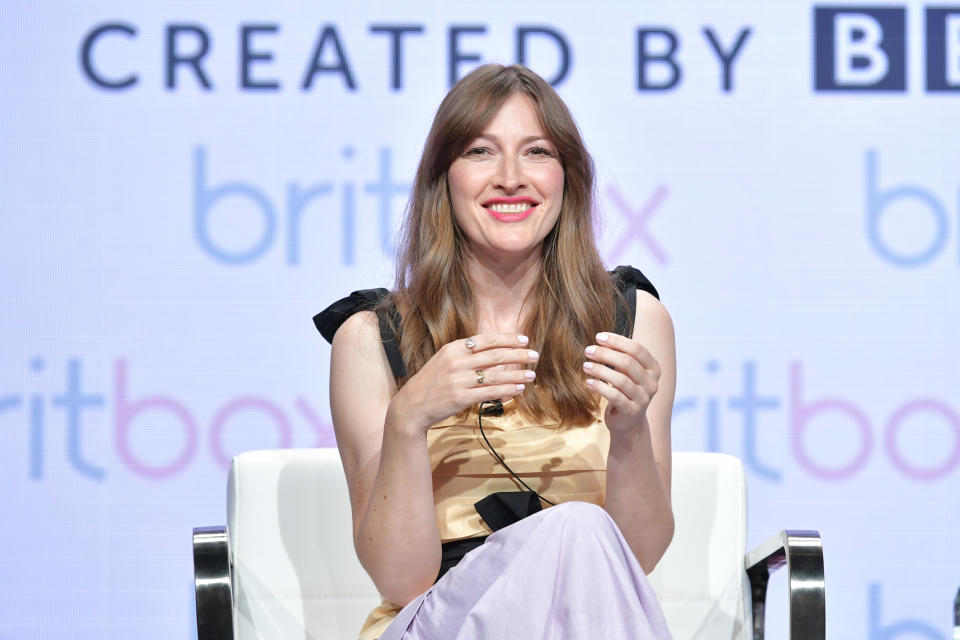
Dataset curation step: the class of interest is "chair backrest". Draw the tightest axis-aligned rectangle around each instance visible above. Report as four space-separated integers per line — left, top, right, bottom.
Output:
227 449 749 640
647 452 750 640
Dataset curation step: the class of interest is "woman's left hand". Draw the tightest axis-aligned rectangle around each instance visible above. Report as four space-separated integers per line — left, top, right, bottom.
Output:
583 331 661 434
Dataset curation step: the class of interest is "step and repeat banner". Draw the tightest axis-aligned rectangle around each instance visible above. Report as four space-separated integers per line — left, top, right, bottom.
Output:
1 1 958 637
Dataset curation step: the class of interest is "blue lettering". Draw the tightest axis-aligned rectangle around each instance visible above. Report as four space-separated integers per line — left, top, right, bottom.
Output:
52 358 106 481
869 582 943 639
865 149 950 267
193 146 277 264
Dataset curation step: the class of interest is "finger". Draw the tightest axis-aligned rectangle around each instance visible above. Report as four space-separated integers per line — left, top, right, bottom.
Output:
473 367 537 387
463 333 530 352
470 347 540 370
593 332 661 374
585 376 633 409
583 359 643 402
466 383 529 404
584 344 646 386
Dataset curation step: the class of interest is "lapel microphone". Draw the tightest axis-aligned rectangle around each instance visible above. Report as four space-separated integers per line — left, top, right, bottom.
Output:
480 399 504 416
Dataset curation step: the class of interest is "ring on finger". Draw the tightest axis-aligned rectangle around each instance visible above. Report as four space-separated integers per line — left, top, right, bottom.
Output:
465 337 477 349
475 369 485 385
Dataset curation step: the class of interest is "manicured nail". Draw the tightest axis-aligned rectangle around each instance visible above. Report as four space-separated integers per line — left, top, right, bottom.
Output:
596 332 609 342
585 378 595 386
516 384 526 392
585 345 597 355
524 370 536 380
528 350 539 360
583 362 594 370
517 335 529 344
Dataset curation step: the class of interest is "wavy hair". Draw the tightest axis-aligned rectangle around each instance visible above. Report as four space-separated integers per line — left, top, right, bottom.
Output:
387 64 616 423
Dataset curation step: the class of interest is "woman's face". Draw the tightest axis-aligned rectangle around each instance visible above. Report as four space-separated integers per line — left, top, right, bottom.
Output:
447 93 564 264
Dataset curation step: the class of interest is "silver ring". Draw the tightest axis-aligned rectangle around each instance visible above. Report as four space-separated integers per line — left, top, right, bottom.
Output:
465 337 477 349
475 369 485 385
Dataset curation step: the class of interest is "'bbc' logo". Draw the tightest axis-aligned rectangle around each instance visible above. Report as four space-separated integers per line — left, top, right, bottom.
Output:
813 6 960 92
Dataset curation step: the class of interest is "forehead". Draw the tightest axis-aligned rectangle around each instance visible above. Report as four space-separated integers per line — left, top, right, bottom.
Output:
476 93 547 139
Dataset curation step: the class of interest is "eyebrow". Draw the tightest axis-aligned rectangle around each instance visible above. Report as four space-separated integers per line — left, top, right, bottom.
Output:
472 132 552 146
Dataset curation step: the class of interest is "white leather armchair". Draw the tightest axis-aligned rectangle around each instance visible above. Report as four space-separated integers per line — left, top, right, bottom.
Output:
193 449 824 639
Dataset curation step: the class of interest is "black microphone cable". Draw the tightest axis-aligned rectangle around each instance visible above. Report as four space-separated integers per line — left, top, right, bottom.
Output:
478 399 555 506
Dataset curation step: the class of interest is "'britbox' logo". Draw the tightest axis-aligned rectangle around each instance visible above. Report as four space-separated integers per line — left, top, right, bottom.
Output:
813 5 960 92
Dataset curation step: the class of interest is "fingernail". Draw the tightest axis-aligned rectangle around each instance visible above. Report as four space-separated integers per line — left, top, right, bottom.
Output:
596 332 609 342
528 350 539 360
516 384 526 392
586 378 595 386
585 345 596 355
524 370 536 380
517 335 529 344
583 362 594 371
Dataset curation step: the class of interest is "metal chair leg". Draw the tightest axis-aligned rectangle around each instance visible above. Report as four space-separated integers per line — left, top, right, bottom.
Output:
745 530 825 640
193 525 234 640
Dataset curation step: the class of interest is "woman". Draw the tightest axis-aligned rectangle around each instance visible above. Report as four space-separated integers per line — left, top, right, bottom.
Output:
315 64 676 639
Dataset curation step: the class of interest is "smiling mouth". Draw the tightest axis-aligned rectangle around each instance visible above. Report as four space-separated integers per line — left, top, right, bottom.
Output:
483 200 538 221
486 202 534 214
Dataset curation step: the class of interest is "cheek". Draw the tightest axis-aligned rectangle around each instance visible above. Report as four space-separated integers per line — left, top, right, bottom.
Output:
448 165 483 207
542 167 565 208
535 163 564 195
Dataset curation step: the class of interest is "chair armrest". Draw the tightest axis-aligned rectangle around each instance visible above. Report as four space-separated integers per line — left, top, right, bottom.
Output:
193 525 235 640
745 530 825 640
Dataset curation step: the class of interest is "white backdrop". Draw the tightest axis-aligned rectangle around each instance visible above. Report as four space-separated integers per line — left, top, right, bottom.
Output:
1 1 958 637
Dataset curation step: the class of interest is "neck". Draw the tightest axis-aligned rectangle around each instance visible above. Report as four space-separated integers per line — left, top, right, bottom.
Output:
463 247 542 333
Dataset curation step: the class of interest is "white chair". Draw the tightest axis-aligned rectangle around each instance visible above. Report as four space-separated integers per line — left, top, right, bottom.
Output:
193 449 824 639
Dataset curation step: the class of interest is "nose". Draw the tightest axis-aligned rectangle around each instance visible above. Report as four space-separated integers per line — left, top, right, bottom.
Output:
493 154 525 193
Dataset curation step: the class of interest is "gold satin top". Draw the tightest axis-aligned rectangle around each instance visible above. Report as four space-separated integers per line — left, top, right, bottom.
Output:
357 399 610 639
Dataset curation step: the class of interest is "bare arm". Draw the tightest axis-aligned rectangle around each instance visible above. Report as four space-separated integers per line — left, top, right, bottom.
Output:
330 311 440 605
583 292 677 573
330 314 537 605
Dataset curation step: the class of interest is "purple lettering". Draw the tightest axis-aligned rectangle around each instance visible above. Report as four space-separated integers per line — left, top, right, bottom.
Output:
606 185 669 265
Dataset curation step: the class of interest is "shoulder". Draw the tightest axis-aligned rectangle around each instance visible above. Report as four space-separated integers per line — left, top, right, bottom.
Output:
608 265 662 338
634 289 674 342
629 275 675 374
609 264 659 300
332 309 381 352
330 308 398 399
608 264 673 345
312 287 391 344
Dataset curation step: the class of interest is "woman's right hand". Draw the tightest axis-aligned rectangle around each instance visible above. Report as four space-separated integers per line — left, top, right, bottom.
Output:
387 333 540 434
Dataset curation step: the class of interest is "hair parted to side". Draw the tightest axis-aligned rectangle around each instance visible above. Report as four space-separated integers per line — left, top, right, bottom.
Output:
387 63 617 423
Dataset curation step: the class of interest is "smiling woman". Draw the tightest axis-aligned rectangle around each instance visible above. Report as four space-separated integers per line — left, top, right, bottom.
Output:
448 94 565 265
314 64 677 640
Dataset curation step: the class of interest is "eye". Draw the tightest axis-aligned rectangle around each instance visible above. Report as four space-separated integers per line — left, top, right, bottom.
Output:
529 146 554 157
464 146 490 157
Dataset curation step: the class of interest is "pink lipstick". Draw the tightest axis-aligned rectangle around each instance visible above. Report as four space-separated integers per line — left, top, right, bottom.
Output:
483 197 538 222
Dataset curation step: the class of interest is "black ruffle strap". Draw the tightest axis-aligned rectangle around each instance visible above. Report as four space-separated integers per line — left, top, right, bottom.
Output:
312 288 407 379
313 288 390 343
610 265 660 339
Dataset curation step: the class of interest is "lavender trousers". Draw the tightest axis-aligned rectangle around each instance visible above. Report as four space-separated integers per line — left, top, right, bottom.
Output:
379 501 673 640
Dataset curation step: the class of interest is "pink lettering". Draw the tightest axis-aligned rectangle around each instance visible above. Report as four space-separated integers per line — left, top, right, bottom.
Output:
113 359 198 479
885 399 960 480
209 396 292 468
790 361 872 479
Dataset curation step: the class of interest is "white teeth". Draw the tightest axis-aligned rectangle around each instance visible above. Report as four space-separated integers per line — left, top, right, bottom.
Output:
488 202 533 213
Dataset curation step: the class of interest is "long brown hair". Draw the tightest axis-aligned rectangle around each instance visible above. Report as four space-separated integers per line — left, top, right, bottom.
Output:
388 64 616 423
